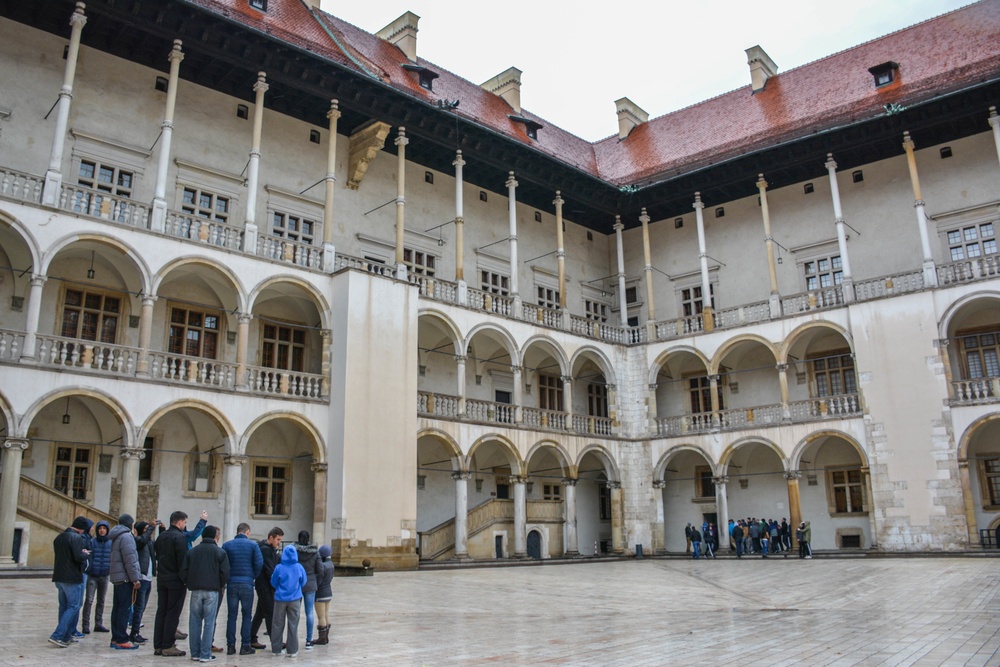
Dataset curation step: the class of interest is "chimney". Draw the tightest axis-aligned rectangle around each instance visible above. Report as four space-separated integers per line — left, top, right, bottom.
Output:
615 97 649 140
481 67 522 114
376 11 420 62
745 45 778 93
301 0 321 9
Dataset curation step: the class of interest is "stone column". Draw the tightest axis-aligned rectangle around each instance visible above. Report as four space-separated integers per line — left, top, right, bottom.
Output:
640 208 655 333
990 107 1000 175
646 383 658 429
652 479 666 554
824 154 855 302
512 476 527 558
958 458 979 548
235 313 252 389
561 375 574 431
0 438 28 565
709 374 721 427
42 2 87 207
902 131 938 287
609 481 625 554
785 471 802 546
222 454 247 540
322 100 340 273
394 127 409 280
150 40 185 233
453 150 466 297
452 471 471 559
506 172 521 313
714 476 730 551
19 275 47 361
455 355 467 416
693 193 715 331
613 217 628 326
320 329 331 397
119 448 145 519
242 72 268 255
311 462 328 546
757 175 782 317
861 466 878 549
562 478 579 556
511 365 523 424
776 363 791 421
135 295 157 376
554 192 566 310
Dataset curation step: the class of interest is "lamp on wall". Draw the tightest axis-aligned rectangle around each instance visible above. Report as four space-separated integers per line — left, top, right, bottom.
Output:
87 251 96 280
61 396 71 425
475 477 483 492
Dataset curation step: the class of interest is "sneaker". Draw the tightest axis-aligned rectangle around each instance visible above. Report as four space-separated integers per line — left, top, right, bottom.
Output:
72 631 85 638
286 653 297 658
113 642 140 650
94 626 110 633
199 657 217 663
227 646 236 656
131 634 148 643
48 637 69 648
251 642 267 650
161 646 187 657
305 641 314 650
175 631 188 640
191 658 200 662
240 646 255 655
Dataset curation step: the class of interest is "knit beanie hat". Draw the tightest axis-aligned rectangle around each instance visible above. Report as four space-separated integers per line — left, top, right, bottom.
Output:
318 544 331 559
71 516 89 530
118 514 134 529
134 521 149 535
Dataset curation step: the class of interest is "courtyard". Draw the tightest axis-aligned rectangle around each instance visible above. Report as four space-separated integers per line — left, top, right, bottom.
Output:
2 558 999 666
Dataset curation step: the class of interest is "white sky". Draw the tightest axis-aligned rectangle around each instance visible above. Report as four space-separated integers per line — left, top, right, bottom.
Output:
320 0 971 142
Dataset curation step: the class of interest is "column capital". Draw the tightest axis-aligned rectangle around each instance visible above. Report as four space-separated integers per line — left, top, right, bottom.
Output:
326 99 341 121
320 329 332 341
561 375 573 384
311 461 329 473
713 476 729 486
70 2 88 28
120 448 146 461
454 354 467 364
613 215 623 233
238 313 253 325
692 192 704 210
989 106 1000 128
452 149 465 167
824 153 837 171
168 39 185 63
562 477 578 487
606 383 617 392
223 454 248 466
510 365 522 375
708 374 721 384
648 383 658 391
2 438 29 452
509 475 527 485
552 191 563 207
652 480 666 490
914 199 926 208
452 471 472 481
395 126 408 147
639 208 650 225
756 173 768 190
784 470 802 481
253 71 269 94
29 274 47 288
776 363 788 373
902 130 915 151
505 171 518 189
606 480 621 490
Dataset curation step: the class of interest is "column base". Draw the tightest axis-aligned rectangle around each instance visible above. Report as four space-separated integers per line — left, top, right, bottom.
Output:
150 198 168 233
42 170 62 207
0 558 21 570
768 293 782 318
451 553 471 561
923 260 939 288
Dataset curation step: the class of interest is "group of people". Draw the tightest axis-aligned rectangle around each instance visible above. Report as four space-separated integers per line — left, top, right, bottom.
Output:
49 510 335 661
685 518 812 559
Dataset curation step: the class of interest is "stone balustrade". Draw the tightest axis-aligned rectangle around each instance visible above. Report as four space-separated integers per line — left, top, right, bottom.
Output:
950 378 1000 404
0 330 24 362
247 365 326 399
333 252 395 277
465 397 515 424
787 394 861 421
467 287 515 317
0 167 43 204
257 234 323 269
164 210 244 250
522 302 563 328
781 286 844 314
59 183 150 228
408 274 458 302
37 334 140 376
521 406 568 431
148 351 237 388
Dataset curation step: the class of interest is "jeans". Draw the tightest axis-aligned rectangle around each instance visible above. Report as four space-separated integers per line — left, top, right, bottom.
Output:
302 591 316 642
226 582 255 648
272 599 301 655
130 580 151 639
83 574 109 630
735 540 743 558
111 582 135 644
761 540 769 556
691 541 700 559
188 590 220 661
52 581 84 643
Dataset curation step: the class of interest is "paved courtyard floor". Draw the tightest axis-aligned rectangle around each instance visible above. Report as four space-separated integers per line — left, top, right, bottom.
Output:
2 557 999 666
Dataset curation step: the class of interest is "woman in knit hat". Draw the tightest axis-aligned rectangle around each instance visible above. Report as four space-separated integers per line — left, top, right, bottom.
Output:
313 545 334 646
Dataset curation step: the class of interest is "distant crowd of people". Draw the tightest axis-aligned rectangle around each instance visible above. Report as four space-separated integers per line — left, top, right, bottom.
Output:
49 510 334 661
685 518 812 559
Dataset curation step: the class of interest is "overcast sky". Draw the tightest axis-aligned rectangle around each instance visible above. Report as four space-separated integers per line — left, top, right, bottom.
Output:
320 0 971 142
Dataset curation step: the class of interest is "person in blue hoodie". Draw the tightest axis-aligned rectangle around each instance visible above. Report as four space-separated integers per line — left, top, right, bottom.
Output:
82 520 111 634
270 545 306 657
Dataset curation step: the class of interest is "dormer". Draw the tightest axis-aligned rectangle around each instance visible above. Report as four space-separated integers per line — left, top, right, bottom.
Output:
482 67 522 114
508 114 543 140
402 63 438 91
868 61 900 88
745 45 778 93
376 11 420 62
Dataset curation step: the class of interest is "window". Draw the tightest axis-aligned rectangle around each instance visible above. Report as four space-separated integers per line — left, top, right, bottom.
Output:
168 308 219 359
587 383 608 418
536 286 559 309
977 456 1000 507
868 61 899 87
261 322 306 372
309 129 321 144
61 289 120 343
495 476 510 499
681 284 715 317
542 484 561 500
829 468 864 514
803 183 814 194
715 207 725 218
947 223 996 262
138 435 154 482
674 217 684 229
236 104 249 119
252 462 289 516
424 171 434 184
74 159 134 219
940 146 953 159
804 256 843 291
625 286 638 305
404 248 436 276
688 376 723 414
598 483 611 520
534 211 542 222
585 300 609 323
852 170 864 183
538 374 563 412
272 212 316 245
53 444 93 500
958 330 1000 379
249 0 267 10
811 352 857 397
155 76 168 92
479 191 487 202
695 465 715 499
182 187 230 222
480 270 509 296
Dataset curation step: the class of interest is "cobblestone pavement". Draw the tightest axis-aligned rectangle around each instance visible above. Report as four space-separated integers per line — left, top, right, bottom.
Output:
2 558 999 666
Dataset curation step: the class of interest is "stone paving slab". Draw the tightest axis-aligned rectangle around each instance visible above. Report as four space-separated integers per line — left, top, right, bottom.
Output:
1 558 998 666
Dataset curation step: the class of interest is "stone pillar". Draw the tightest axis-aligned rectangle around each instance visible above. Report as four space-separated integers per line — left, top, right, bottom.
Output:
42 2 87 207
824 154 855 302
757 175 782 317
453 150 466 290
135 295 157 376
990 107 1000 175
693 193 714 331
652 479 666 554
562 478 579 556
19 275 47 361
322 100 340 273
511 365 523 423
455 355 467 416
0 438 28 565
640 208 655 331
861 466 878 549
776 363 791 421
320 329 331 397
235 313 252 389
394 127 409 280
506 172 520 313
709 374 721 427
242 72 268 255
714 476 730 551
646 383 658 428
150 40 184 233
785 471 802 546
452 471 471 559
561 375 573 431
311 462 328 546
608 481 625 553
119 448 145 519
902 131 938 287
554 192 566 310
958 458 978 548
512 476 527 558
613 216 628 326
222 455 246 540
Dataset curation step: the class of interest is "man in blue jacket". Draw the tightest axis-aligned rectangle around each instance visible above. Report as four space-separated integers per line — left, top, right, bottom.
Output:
82 520 111 634
222 523 263 655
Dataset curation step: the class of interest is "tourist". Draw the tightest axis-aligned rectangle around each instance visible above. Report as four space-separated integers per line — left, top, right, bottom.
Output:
293 531 323 649
690 525 702 559
221 523 263 655
108 514 141 650
49 516 90 648
82 520 111 634
181 526 230 663
154 510 190 656
314 545 335 646
684 523 692 553
732 521 745 559
250 527 283 650
270 545 307 657
129 520 156 644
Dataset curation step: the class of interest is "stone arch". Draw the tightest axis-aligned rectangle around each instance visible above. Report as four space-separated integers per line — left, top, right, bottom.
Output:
575 443 620 481
788 429 869 470
525 439 572 478
19 387 135 448
711 334 779 375
465 322 520 365
0 387 17 437
248 274 331 329
649 345 711 385
957 412 1000 461
938 290 1000 340
138 399 237 453
418 309 463 356
0 208 42 275
468 433 524 476
152 255 248 313
780 321 854 363
520 335 569 378
718 436 788 474
40 231 153 295
417 427 465 470
569 346 617 387
654 443 716 480
240 411 326 462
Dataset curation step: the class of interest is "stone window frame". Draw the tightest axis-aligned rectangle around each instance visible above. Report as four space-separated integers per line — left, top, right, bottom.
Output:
264 185 323 247
790 238 843 293
975 453 1000 510
933 202 1000 265
250 458 293 519
807 349 858 399
181 446 222 500
173 159 243 223
49 441 96 502
165 303 223 360
70 129 150 201
59 284 126 345
955 326 1000 381
671 266 720 319
824 465 868 517
693 465 716 502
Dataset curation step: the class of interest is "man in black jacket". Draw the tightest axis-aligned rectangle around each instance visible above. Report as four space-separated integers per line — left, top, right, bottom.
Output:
153 510 189 657
181 526 230 663
250 527 283 650
49 516 91 647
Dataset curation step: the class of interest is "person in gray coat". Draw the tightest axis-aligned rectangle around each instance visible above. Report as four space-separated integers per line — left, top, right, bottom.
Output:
108 514 141 650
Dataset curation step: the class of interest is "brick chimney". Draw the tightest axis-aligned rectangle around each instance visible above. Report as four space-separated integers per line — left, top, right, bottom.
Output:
615 97 649 140
481 67 522 114
745 45 778 93
376 11 420 62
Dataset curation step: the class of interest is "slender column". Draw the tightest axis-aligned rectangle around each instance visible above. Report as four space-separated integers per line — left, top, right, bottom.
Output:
563 478 579 555
150 40 185 233
0 438 28 565
776 363 791 421
861 466 878 549
511 365 523 423
511 476 527 557
709 374 721 426
235 313 252 389
322 100 340 273
311 462 328 546
714 476 730 551
785 471 802 546
42 2 87 207
902 131 938 287
320 329 331 397
242 72 268 255
135 295 157 376
222 455 247 540
693 193 715 331
652 479 666 554
19 275 47 360
119 448 144 519
824 154 855 302
455 355 467 416
554 192 566 309
613 217 628 325
506 172 520 312
958 459 979 548
452 471 471 559
393 127 409 279
561 375 573 431
757 175 783 319
640 208 655 327
990 107 1000 174
609 481 625 553
453 150 465 283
